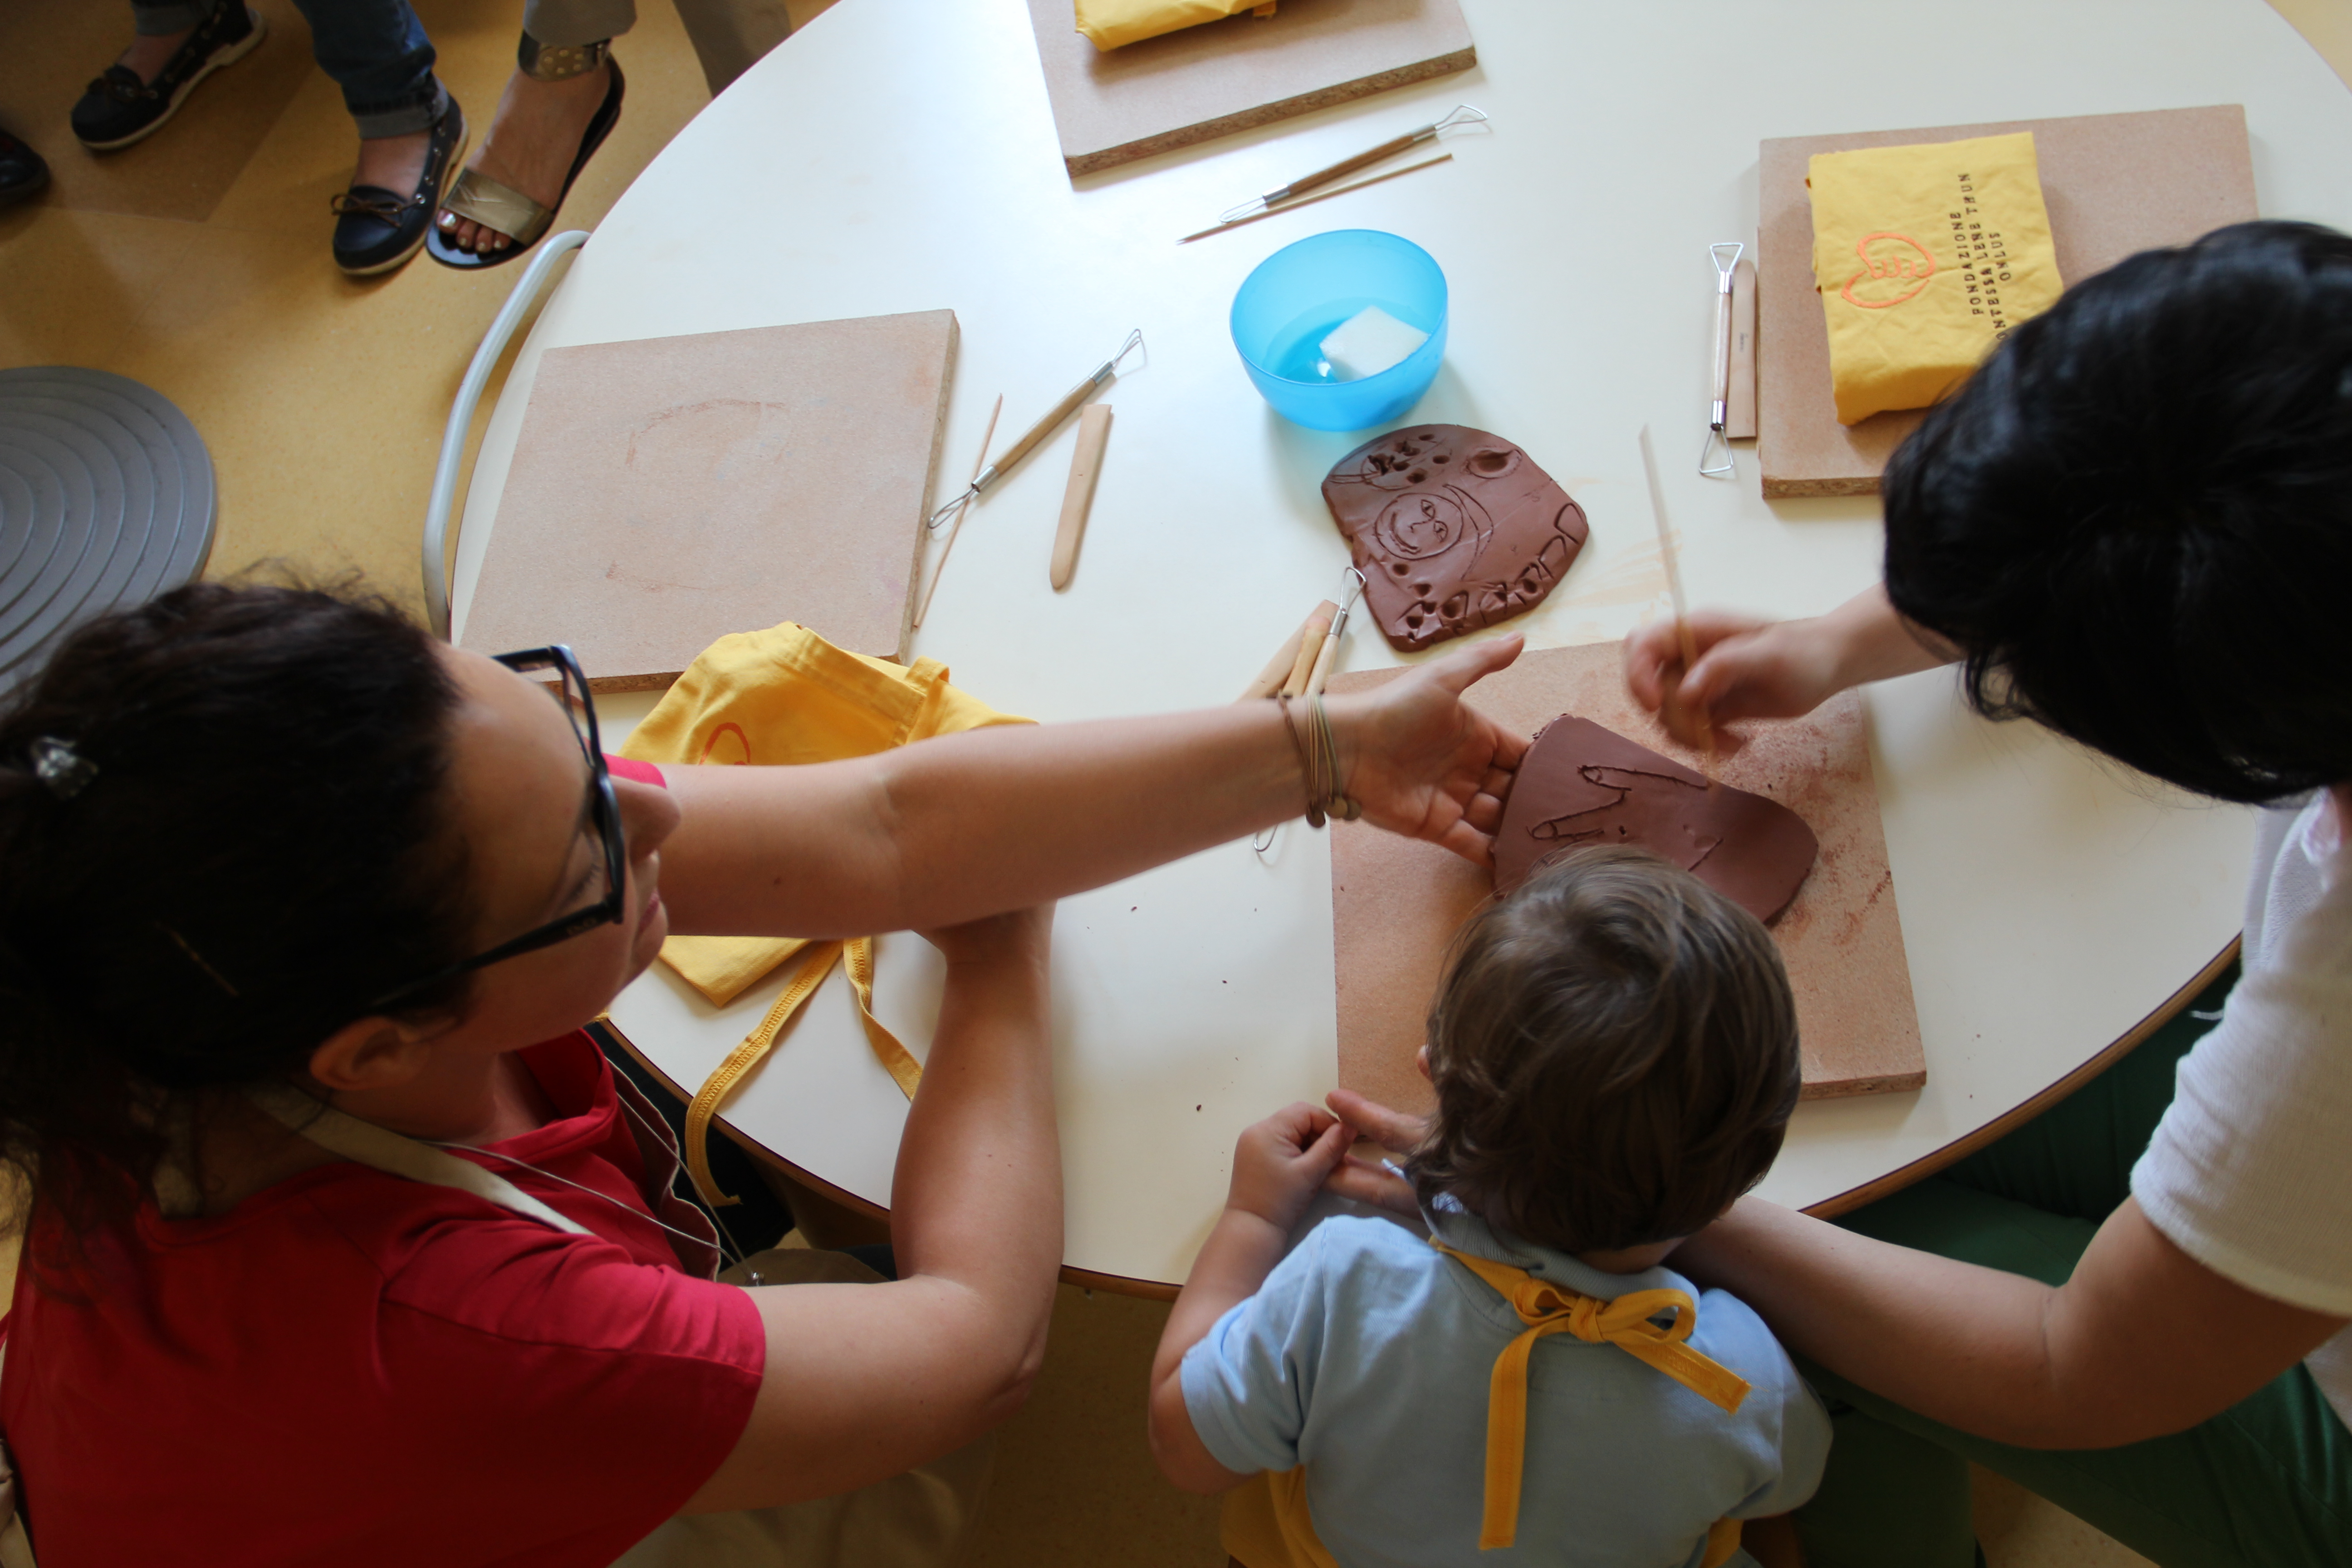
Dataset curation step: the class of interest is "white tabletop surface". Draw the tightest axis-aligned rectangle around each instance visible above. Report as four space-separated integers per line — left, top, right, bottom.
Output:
452 0 2352 1287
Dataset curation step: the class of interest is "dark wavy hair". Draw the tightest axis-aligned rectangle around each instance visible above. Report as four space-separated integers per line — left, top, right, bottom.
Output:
0 580 475 1245
1411 847 1801 1255
1883 220 2352 804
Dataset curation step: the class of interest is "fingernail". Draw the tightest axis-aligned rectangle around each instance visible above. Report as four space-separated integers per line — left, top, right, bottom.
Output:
439 212 455 228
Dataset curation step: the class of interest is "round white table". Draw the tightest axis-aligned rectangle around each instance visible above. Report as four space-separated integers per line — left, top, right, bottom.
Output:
451 0 2352 1291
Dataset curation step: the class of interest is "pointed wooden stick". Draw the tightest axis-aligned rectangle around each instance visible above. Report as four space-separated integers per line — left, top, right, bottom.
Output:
914 393 1003 629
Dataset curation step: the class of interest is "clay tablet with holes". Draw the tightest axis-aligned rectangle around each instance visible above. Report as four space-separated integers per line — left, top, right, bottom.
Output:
1495 719 1818 921
1323 426 1588 652
1329 641 1921 1117
461 311 957 689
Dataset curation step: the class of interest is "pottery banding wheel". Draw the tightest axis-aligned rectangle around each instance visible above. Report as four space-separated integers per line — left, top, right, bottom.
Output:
0 367 216 696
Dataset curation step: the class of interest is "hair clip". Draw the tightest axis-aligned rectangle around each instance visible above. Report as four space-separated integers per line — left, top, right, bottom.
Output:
29 737 97 799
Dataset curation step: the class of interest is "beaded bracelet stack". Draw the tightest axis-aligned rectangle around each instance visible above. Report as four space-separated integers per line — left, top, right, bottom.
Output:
1274 693 1361 828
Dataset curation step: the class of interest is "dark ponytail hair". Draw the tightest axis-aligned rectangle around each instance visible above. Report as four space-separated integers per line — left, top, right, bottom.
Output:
1882 220 2352 804
0 580 475 1240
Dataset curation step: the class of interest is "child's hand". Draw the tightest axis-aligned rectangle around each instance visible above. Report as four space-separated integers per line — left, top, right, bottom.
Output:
1225 1102 1352 1233
1322 1088 1431 1220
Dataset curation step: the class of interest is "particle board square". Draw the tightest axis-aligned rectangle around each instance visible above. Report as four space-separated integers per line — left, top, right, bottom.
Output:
1026 0 1475 178
1328 641 1923 1118
462 311 957 689
1758 105 2256 498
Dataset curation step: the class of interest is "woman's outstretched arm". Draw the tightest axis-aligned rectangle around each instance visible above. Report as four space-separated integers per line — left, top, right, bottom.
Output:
1675 1196 2344 1449
653 635 1530 939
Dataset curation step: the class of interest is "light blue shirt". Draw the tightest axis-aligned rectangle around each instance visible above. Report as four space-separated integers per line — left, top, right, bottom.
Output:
1180 1203 1832 1568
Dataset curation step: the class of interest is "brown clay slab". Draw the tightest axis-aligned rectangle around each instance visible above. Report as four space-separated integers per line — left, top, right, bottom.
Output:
1758 105 2256 498
462 311 956 689
1026 0 1475 178
1329 640 1922 1116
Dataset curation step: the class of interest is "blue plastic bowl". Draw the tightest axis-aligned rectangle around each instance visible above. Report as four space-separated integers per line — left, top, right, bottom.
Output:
1230 230 1448 432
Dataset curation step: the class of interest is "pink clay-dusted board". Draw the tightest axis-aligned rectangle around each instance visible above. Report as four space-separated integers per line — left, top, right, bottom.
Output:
1758 105 2256 498
462 311 958 689
1025 0 1475 177
1328 641 1923 1117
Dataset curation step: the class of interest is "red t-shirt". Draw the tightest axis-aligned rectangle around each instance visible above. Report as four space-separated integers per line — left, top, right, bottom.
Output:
2 1034 765 1566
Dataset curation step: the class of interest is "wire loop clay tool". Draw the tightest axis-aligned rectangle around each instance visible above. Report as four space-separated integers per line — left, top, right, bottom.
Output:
913 392 1002 629
1640 423 1715 781
1181 104 1490 244
924 329 1145 530
1700 242 1744 478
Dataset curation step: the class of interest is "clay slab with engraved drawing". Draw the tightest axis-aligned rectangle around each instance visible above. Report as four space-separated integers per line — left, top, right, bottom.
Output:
461 311 957 689
1493 717 1819 923
1328 641 1922 1117
1323 425 1588 652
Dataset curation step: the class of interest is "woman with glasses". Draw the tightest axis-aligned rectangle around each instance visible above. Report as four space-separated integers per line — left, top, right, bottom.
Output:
0 578 1529 1567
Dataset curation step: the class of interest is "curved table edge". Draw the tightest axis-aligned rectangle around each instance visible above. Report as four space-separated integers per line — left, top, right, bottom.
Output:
598 1016 1182 1300
1802 936 2241 1220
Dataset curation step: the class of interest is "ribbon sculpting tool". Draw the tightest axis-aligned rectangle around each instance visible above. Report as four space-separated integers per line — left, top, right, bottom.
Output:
1184 104 1489 243
1640 424 1715 782
1303 566 1367 697
925 329 1144 530
1700 242 1744 478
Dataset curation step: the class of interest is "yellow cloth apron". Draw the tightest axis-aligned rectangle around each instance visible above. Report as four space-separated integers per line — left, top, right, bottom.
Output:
1219 1243 1753 1566
1807 131 2064 423
1074 0 1276 51
617 622 1028 1206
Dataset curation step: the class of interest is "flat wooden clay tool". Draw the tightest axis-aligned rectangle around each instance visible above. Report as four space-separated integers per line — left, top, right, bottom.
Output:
1726 259 1758 440
1050 404 1112 590
1639 423 1715 779
1280 602 1338 696
1240 600 1338 701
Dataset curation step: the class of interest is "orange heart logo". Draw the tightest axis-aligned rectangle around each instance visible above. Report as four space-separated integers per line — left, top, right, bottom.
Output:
1841 231 1937 309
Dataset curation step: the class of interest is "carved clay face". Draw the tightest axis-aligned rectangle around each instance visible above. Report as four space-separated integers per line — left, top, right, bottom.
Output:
1322 425 1589 652
1493 717 1818 923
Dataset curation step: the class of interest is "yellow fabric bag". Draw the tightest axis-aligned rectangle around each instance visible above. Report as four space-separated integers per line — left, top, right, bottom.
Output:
1808 131 2063 424
618 622 1029 1204
1075 0 1276 51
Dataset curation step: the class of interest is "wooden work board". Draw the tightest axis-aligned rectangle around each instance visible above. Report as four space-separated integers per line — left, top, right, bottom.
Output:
1328 641 1924 1117
1025 0 1475 178
461 311 958 689
1757 104 2257 499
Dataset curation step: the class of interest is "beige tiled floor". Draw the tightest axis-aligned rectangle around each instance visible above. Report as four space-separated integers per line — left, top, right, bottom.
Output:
1 4 2342 1565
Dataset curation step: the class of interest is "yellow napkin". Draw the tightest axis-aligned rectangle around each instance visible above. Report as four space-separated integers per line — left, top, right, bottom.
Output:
1076 0 1277 51
1808 131 2063 424
617 622 1028 1203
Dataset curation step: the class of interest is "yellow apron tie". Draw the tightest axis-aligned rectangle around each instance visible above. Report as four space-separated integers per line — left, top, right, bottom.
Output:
615 622 1030 1209
680 934 921 1207
1432 1241 1753 1553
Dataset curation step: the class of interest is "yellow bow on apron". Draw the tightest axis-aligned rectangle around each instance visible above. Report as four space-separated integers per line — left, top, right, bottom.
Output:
617 622 1029 1207
1220 1243 1753 1567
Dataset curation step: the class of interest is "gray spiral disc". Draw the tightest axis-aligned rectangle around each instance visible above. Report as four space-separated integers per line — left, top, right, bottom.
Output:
0 367 216 696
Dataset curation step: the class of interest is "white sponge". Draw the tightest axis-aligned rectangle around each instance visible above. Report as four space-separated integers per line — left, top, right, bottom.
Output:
1318 305 1430 382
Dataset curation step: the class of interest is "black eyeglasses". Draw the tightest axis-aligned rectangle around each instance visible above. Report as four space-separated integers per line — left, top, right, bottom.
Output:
368 646 627 1011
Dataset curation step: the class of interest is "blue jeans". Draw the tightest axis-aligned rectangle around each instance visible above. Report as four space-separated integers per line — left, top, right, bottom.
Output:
131 0 444 136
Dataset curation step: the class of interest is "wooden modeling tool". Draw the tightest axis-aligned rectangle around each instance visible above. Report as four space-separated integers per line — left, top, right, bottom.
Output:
1700 242 1744 478
1240 600 1337 701
1188 104 1487 242
1639 424 1715 780
1279 602 1336 697
1179 154 1455 244
1303 567 1368 697
1726 258 1758 441
1051 404 1112 590
913 392 1003 629
925 331 1142 529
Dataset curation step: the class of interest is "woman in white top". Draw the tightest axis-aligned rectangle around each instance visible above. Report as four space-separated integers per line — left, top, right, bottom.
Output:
1616 220 2352 1567
1331 219 2352 1567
